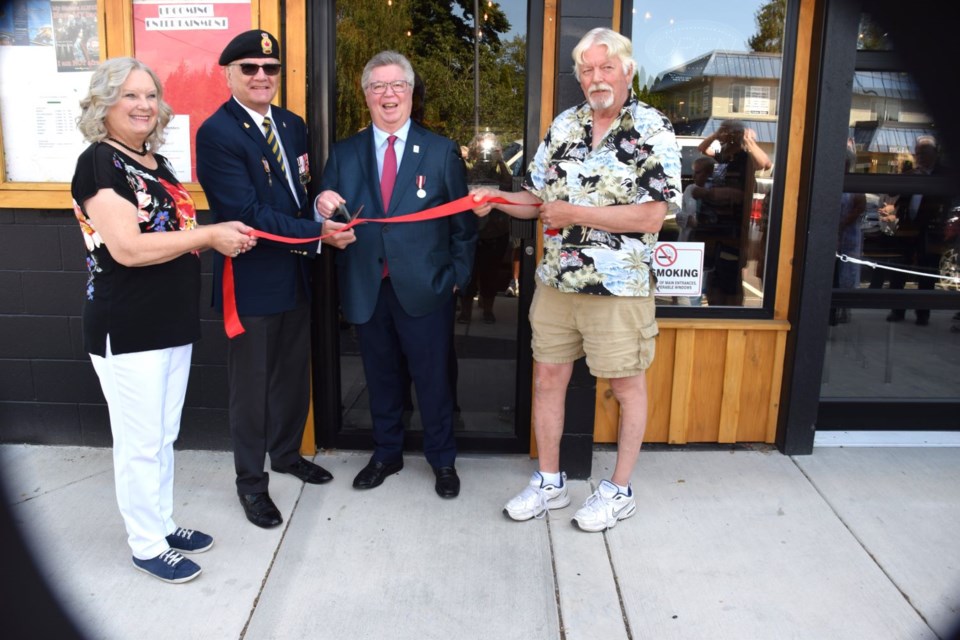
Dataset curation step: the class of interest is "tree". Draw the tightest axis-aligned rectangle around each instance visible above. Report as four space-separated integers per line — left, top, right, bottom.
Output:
747 0 786 53
334 0 519 147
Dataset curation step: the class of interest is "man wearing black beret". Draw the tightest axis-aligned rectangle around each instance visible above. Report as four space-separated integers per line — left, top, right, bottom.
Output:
197 30 355 528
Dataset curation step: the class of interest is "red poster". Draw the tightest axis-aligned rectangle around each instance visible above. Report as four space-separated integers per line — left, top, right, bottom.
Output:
133 0 251 181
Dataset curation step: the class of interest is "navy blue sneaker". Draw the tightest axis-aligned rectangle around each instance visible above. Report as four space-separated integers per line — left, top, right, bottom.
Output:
166 528 214 553
132 549 201 583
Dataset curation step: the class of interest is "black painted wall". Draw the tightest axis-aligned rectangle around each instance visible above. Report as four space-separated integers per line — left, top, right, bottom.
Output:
0 208 232 449
554 0 616 116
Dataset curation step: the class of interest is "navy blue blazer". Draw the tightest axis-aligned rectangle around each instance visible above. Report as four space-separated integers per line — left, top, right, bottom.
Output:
196 98 323 316
321 122 477 325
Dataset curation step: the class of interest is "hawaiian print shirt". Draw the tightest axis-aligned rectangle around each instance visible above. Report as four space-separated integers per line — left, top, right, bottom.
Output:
524 91 682 297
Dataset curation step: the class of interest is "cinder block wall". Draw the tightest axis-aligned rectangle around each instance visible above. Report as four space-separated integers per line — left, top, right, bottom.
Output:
0 208 232 449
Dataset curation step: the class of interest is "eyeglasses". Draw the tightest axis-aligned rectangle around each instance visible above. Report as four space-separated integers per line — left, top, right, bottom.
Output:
366 80 410 95
231 63 282 76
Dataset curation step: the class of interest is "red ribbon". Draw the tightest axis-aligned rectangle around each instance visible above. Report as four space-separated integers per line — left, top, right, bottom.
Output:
222 194 525 337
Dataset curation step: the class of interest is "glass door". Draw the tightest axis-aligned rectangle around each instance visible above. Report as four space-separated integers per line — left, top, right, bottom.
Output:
817 14 960 429
308 0 540 453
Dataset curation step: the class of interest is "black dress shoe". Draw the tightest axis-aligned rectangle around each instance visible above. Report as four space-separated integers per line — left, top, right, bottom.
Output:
434 466 460 498
353 459 403 489
271 458 333 484
239 492 283 528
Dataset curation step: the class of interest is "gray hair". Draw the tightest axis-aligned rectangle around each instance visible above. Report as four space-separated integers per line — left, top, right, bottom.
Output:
76 57 173 150
572 28 637 81
361 50 415 90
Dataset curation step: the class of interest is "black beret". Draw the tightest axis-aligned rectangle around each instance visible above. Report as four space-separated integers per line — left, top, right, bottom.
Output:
218 30 280 65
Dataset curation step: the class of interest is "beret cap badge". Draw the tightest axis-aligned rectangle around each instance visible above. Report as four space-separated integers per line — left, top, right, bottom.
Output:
218 29 280 65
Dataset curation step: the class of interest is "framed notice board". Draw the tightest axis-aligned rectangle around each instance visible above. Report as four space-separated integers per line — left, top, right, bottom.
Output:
0 0 294 209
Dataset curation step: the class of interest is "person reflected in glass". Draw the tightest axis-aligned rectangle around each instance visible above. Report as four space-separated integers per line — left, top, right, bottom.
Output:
869 136 945 326
830 146 867 325
676 155 716 306
459 131 513 324
692 120 772 306
72 57 257 583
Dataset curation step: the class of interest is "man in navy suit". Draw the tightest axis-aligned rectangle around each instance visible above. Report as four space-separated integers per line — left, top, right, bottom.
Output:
316 51 476 498
196 30 355 528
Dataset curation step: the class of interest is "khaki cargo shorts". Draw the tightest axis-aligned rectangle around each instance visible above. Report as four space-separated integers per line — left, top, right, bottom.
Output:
529 281 658 378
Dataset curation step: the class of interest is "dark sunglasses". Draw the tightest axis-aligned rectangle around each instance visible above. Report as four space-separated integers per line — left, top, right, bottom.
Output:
231 62 281 76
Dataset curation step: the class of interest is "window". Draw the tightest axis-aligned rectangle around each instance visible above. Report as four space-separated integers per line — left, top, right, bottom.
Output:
646 0 790 312
730 85 771 115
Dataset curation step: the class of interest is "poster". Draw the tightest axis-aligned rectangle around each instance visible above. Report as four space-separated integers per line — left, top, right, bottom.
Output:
133 0 252 182
52 0 99 72
0 0 53 47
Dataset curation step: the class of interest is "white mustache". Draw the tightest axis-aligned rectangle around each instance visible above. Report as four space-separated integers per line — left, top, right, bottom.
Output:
588 83 613 95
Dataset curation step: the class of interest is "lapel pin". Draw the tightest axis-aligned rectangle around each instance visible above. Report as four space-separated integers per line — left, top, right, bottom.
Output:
413 145 420 154
243 122 250 129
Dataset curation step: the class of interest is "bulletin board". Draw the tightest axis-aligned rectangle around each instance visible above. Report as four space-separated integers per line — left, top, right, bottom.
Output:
0 0 99 183
0 0 289 209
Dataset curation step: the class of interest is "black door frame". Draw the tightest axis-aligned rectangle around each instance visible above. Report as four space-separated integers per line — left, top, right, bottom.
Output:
778 0 960 454
305 0 543 454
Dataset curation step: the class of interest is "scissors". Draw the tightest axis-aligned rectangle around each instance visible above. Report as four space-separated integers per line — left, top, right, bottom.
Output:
331 203 364 224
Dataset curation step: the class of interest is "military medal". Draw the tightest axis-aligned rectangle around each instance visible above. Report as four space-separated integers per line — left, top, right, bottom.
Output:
297 153 311 185
416 175 426 199
262 157 272 186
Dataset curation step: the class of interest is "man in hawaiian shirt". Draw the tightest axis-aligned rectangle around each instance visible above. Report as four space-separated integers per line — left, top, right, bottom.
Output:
471 27 681 532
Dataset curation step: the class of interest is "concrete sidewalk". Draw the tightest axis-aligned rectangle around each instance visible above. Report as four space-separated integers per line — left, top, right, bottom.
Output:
3 444 959 640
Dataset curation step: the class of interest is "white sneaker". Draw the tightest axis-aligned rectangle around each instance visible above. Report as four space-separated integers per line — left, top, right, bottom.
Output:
503 471 570 521
572 480 636 532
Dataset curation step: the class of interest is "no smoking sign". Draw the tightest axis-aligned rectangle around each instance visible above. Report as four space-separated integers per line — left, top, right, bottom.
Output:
652 242 704 296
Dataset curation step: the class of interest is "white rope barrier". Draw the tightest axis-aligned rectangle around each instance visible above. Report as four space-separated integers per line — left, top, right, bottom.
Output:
836 252 960 285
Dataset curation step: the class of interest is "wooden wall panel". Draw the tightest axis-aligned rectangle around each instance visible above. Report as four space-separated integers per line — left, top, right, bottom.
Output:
284 0 307 119
774 0 815 321
683 329 728 443
716 329 782 443
736 330 778 442
594 378 620 442
596 323 790 445
644 326 676 443
718 329 745 442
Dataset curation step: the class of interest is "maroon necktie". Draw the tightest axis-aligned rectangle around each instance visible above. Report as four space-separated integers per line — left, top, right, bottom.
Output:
381 135 397 210
380 135 397 278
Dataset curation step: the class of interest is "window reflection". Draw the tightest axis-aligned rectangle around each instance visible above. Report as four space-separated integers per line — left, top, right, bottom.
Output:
848 71 944 174
856 13 894 51
859 136 958 318
639 1 785 308
823 12 960 401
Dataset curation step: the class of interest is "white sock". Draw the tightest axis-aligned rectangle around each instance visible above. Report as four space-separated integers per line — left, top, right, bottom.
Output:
614 482 631 496
539 471 562 487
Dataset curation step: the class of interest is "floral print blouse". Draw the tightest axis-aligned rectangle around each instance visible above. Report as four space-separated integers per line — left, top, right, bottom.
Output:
524 92 682 297
71 143 201 356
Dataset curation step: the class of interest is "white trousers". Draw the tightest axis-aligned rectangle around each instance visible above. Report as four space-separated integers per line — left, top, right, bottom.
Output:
90 338 192 559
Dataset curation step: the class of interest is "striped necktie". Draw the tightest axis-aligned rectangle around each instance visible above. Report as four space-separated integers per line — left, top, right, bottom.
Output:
262 116 287 177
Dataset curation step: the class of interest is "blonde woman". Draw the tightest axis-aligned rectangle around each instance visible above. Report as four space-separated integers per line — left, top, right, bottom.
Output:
72 57 256 583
